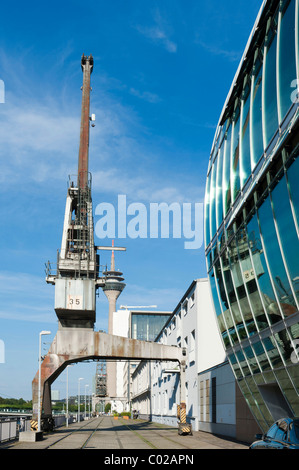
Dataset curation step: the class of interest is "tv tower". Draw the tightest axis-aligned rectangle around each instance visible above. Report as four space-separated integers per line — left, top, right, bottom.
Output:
102 240 126 335
102 240 126 398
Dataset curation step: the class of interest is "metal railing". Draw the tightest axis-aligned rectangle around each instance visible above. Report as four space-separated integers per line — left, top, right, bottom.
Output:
0 417 31 443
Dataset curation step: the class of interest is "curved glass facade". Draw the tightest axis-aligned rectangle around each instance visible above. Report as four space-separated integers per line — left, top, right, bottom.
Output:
205 0 299 432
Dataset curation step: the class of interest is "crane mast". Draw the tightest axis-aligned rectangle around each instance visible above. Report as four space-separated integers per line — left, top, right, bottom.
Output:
46 54 103 329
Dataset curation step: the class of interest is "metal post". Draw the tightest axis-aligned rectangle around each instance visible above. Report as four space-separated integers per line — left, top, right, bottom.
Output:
66 366 69 427
78 378 83 423
38 331 51 432
85 385 88 420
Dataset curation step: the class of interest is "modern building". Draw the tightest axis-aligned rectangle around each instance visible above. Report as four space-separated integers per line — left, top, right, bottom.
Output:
204 0 299 433
111 308 172 413
131 278 260 442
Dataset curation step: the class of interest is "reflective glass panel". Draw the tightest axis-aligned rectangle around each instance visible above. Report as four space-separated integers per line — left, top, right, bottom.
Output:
131 314 170 341
250 62 264 168
240 84 251 187
235 227 268 330
287 155 299 229
209 269 223 319
275 368 299 416
223 123 232 215
243 345 260 374
221 252 247 341
209 159 217 240
204 173 211 247
228 353 243 380
227 237 258 336
263 24 279 148
263 335 284 368
271 177 299 306
236 349 250 376
247 213 285 322
231 107 241 203
216 145 224 228
278 0 296 121
252 340 271 371
258 197 297 316
214 258 237 347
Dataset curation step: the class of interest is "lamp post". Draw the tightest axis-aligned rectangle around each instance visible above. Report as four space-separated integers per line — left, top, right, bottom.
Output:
85 384 88 420
66 364 74 427
38 330 51 432
78 377 83 423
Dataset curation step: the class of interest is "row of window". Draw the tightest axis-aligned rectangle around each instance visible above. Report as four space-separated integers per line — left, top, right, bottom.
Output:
205 0 298 247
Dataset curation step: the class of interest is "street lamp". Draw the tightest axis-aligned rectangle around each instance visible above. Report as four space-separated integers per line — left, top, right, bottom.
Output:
38 330 51 432
78 377 84 423
65 364 74 427
85 385 89 420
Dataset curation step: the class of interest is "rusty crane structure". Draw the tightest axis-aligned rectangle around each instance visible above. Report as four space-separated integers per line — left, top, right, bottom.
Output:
31 55 188 435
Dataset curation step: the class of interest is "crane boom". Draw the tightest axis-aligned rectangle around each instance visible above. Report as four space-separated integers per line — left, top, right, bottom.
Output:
78 54 93 189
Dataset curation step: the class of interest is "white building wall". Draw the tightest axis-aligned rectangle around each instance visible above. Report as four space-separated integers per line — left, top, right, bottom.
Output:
148 278 226 431
198 362 236 438
111 309 130 412
196 279 226 371
127 279 237 438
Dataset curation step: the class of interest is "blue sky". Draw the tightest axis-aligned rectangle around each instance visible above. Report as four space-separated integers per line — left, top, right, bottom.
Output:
0 0 262 400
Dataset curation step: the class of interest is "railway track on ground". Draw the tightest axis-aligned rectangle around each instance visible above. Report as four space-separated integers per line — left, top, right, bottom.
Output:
45 416 191 450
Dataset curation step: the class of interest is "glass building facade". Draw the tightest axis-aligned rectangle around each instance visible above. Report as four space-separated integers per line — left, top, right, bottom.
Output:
131 312 172 342
204 0 299 432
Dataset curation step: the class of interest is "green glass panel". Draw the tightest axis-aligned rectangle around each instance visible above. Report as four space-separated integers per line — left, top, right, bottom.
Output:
216 145 224 228
247 213 284 322
204 172 211 247
209 156 218 240
227 237 257 336
275 368 299 416
252 340 271 371
263 335 284 369
223 124 232 215
235 227 269 331
258 197 297 315
243 345 261 374
271 177 299 305
250 64 264 168
228 353 243 380
221 252 247 342
288 364 299 395
263 28 279 148
287 155 299 229
231 108 241 203
240 86 251 187
214 258 237 346
278 0 296 121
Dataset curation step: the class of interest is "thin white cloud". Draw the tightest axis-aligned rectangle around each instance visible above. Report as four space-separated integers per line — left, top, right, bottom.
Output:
135 9 177 53
120 284 183 312
129 87 160 104
0 271 55 323
92 168 203 204
196 38 241 62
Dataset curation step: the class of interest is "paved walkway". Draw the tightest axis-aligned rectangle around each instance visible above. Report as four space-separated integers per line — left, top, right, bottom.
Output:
2 416 249 450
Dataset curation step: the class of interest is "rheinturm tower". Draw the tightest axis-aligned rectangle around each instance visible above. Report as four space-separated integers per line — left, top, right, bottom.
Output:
102 240 126 398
